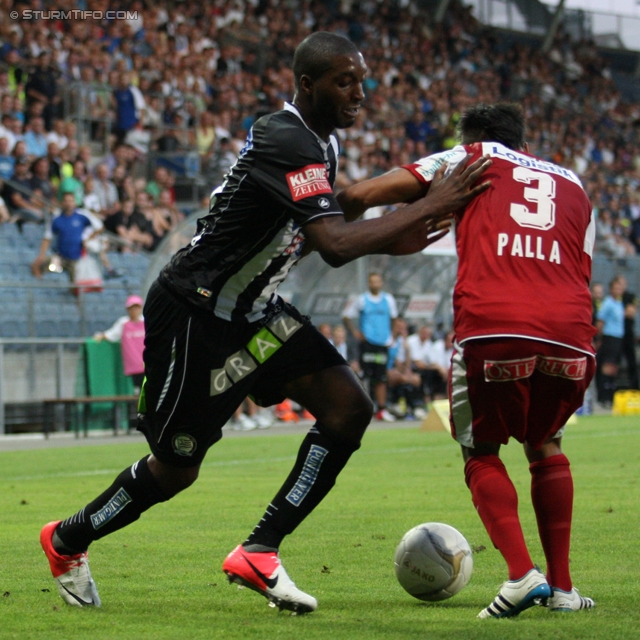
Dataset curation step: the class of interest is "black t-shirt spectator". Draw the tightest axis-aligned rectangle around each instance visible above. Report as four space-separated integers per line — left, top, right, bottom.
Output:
28 175 54 201
3 176 32 211
26 66 57 103
622 291 637 338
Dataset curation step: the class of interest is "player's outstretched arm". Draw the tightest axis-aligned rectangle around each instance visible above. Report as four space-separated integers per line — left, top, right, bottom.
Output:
306 155 491 266
337 167 426 221
337 155 490 221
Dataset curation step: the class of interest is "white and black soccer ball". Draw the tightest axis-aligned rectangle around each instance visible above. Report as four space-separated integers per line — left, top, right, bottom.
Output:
394 522 473 601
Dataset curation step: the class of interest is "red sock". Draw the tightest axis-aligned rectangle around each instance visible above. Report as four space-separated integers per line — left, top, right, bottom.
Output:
530 453 573 592
465 455 534 580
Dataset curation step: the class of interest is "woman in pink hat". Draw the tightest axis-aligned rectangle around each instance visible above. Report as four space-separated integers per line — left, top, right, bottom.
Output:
94 294 145 390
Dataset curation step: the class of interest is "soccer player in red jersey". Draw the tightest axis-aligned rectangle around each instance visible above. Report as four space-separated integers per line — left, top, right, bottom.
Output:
339 103 596 618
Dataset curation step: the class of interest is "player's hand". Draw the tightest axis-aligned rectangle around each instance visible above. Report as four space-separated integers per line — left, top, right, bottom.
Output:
424 155 491 217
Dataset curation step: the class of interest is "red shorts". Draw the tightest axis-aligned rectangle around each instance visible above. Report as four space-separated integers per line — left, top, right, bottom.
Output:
449 338 595 450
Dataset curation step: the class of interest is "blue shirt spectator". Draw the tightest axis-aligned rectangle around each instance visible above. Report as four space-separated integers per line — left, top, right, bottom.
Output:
0 153 14 179
597 295 625 338
24 117 48 158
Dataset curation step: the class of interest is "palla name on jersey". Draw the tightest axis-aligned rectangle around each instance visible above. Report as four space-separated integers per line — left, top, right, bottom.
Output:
497 233 561 264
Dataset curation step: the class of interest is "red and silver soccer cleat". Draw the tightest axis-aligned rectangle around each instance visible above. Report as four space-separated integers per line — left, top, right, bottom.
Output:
222 544 317 613
40 521 101 607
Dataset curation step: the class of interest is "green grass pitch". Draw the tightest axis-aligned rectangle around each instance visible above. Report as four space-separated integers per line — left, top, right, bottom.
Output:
1 415 639 639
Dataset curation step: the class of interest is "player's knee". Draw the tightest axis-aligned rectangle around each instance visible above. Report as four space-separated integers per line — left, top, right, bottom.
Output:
323 392 373 440
148 457 200 496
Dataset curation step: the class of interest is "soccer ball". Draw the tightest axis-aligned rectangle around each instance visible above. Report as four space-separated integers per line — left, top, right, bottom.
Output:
394 522 473 601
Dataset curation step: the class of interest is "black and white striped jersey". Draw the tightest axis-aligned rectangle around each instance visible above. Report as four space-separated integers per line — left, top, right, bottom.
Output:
159 103 342 323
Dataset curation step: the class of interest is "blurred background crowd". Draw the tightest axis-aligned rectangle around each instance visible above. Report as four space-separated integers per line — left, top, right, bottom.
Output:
0 0 638 431
0 0 637 256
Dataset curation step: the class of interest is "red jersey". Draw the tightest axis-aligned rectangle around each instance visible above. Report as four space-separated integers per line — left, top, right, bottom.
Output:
403 142 596 355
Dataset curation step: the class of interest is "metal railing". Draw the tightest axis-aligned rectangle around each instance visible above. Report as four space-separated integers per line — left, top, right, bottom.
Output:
0 337 85 434
0 281 142 338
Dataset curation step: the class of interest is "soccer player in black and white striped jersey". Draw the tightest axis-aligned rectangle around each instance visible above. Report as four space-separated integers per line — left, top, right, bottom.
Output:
40 31 490 613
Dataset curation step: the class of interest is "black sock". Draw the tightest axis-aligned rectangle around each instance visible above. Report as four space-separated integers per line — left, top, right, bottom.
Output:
55 455 169 553
602 375 616 403
244 427 360 550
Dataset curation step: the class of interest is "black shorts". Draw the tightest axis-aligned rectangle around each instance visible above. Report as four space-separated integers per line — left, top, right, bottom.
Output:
137 281 346 467
597 335 623 366
359 341 389 384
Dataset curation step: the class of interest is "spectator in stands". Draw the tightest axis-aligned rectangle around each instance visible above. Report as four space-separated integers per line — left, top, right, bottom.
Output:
145 166 170 204
31 191 98 281
154 188 183 229
58 159 86 206
331 324 349 361
112 72 146 144
46 119 68 150
0 188 9 224
46 142 62 184
195 109 216 163
12 139 28 165
318 323 332 341
387 317 426 420
132 190 159 249
25 52 59 130
631 216 640 255
28 157 54 202
93 163 120 219
0 137 15 179
24 99 46 128
4 156 46 226
620 275 639 390
24 116 48 159
112 197 153 251
104 143 133 177
406 324 448 402
10 117 24 148
94 294 146 392
0 114 17 151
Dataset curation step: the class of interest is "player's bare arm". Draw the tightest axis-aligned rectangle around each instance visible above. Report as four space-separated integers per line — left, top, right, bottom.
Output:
337 155 491 221
337 167 427 221
305 156 491 266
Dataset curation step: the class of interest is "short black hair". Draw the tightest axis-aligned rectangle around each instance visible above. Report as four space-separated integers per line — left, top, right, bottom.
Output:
293 31 359 90
458 103 525 151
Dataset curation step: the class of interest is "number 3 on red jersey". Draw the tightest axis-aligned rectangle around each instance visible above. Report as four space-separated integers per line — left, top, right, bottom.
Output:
510 167 556 231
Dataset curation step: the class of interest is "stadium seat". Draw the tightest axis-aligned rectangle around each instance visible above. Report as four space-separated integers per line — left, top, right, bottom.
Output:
0 318 28 338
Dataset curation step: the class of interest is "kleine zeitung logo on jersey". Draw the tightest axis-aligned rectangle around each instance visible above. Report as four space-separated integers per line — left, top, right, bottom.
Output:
286 164 333 201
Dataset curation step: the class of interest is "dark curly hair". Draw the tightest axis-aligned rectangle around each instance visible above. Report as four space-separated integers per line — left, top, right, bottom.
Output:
458 103 526 151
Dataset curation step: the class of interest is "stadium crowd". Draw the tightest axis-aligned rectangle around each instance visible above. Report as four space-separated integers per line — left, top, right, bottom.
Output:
0 0 637 260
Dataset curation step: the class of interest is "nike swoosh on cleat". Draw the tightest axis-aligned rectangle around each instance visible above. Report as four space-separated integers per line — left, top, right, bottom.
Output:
60 583 95 606
242 555 279 589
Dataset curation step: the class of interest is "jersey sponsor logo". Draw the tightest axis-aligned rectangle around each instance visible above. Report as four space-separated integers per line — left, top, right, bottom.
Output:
409 147 466 182
172 433 198 456
286 164 332 201
497 233 561 264
285 445 329 506
536 355 587 380
484 357 536 381
90 487 132 530
209 312 303 396
482 142 583 187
